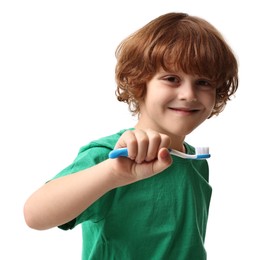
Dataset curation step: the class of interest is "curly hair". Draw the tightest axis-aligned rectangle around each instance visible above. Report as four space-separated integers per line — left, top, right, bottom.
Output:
115 12 238 118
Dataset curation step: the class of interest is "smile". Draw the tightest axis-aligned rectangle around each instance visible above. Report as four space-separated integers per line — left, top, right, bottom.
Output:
168 107 200 114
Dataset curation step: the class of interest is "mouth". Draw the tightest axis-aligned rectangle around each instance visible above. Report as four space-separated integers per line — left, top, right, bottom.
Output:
168 107 200 114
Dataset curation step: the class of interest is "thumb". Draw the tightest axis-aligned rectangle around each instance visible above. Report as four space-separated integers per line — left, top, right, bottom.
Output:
152 148 172 174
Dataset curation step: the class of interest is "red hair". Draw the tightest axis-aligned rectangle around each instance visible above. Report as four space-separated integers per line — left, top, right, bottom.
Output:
115 12 238 117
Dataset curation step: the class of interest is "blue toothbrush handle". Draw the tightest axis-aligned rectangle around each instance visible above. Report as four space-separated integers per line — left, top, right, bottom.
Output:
109 147 210 160
109 148 129 159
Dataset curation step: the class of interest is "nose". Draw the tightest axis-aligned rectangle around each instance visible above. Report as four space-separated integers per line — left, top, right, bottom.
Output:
178 80 197 102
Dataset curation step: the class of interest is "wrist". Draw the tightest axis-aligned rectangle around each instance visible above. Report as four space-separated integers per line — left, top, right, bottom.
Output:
106 158 137 188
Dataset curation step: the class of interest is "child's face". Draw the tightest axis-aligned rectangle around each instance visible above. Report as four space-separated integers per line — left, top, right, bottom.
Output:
137 69 216 140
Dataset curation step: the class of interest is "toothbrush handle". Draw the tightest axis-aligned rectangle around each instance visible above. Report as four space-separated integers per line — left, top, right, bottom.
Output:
109 148 129 159
109 147 211 160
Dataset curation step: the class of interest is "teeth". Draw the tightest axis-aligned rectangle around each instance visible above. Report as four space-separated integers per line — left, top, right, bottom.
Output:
195 147 209 155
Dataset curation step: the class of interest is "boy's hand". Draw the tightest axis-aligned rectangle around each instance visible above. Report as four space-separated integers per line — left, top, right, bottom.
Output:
110 129 172 185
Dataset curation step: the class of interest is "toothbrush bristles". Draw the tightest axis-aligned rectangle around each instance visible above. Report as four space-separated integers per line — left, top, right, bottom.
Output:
195 146 209 155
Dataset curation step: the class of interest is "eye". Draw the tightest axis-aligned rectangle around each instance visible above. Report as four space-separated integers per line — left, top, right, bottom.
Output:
163 75 181 84
197 80 210 86
196 79 214 89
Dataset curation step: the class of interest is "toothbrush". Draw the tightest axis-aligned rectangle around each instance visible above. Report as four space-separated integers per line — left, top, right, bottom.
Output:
108 147 210 160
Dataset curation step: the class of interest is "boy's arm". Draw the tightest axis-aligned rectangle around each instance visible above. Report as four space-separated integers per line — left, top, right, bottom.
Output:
24 144 172 230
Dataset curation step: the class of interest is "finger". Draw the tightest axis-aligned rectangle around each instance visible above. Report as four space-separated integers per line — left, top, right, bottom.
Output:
114 130 134 149
115 130 138 160
144 130 162 162
152 148 172 174
145 131 171 162
158 133 171 150
133 130 149 163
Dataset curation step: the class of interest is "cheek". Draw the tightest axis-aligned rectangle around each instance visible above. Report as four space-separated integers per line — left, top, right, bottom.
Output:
211 92 217 108
204 91 216 109
146 89 168 106
208 97 216 110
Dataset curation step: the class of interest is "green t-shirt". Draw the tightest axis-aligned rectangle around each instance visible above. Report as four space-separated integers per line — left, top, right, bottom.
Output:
53 129 212 260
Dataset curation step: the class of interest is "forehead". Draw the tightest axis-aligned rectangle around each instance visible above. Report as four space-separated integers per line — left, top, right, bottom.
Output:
147 21 228 82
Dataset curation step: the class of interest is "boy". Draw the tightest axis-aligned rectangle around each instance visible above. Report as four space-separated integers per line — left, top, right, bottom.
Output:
24 12 238 259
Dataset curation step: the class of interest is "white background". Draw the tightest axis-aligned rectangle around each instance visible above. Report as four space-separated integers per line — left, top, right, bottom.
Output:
1 1 264 259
